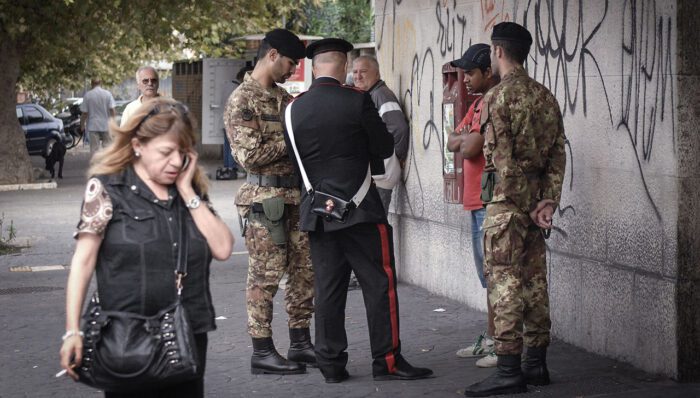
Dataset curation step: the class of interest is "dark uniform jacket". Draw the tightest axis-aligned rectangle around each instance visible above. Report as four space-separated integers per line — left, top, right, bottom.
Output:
283 76 394 232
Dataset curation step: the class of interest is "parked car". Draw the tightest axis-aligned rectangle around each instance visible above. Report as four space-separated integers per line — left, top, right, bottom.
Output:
16 103 69 157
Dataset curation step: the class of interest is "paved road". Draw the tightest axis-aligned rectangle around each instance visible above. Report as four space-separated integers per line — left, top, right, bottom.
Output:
0 149 698 397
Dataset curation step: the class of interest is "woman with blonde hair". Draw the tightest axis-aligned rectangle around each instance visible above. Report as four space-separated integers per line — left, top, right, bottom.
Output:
59 97 234 397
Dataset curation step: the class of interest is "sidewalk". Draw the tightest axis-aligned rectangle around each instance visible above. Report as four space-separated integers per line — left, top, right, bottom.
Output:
0 150 698 397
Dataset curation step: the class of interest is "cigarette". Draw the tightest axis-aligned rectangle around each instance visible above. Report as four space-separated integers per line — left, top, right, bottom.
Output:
55 369 67 378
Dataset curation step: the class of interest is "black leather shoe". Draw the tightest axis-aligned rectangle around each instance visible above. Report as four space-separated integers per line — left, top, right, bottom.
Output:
323 369 350 383
464 354 527 397
373 355 433 381
287 328 318 368
522 346 550 385
251 337 306 375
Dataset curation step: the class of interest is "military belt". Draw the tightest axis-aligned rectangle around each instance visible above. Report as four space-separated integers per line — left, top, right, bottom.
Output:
491 171 541 184
246 173 300 188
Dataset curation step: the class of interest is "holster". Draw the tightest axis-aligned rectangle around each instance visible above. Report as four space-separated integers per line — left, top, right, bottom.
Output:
248 197 287 245
480 171 497 203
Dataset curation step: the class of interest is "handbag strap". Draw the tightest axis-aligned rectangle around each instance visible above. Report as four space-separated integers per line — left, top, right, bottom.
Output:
284 101 372 207
175 204 189 296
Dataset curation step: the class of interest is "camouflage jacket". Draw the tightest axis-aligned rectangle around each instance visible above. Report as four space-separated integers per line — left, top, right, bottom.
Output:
224 73 300 210
481 65 566 215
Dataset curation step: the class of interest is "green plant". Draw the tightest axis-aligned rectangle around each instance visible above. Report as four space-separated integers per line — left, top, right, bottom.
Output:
0 213 19 255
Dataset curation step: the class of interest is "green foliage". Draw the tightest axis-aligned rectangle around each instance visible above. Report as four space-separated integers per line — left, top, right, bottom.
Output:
303 0 373 43
0 0 317 92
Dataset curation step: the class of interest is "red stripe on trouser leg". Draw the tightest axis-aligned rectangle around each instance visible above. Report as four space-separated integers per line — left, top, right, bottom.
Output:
378 223 399 373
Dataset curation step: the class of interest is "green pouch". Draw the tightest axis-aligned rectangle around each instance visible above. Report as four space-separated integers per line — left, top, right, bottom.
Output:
480 171 496 203
261 197 286 245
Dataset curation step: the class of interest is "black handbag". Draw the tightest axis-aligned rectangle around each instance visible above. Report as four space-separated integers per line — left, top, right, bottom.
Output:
76 207 198 393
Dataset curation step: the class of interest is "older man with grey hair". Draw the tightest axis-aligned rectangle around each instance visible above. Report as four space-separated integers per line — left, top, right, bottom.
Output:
352 55 408 214
120 66 161 126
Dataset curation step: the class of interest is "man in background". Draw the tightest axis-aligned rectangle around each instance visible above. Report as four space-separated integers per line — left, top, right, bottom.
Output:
352 55 409 214
80 78 115 153
120 66 161 126
446 43 500 369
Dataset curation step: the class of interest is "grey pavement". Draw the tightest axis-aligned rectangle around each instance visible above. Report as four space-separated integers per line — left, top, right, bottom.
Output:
0 148 698 397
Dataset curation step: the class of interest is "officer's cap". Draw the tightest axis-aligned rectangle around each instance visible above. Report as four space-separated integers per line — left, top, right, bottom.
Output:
264 29 305 60
491 22 533 46
305 38 354 59
450 43 491 71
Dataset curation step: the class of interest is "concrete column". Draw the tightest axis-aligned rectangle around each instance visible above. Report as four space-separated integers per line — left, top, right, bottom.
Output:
675 0 700 382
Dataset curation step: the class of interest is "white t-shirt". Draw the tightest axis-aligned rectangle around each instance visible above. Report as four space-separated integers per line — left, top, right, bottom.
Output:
120 94 162 127
80 86 115 132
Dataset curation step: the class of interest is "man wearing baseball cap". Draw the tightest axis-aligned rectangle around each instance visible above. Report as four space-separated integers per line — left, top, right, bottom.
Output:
446 43 500 369
224 28 315 375
464 21 566 397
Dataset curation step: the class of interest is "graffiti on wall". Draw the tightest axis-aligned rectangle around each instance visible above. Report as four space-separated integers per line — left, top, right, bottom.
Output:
376 0 675 225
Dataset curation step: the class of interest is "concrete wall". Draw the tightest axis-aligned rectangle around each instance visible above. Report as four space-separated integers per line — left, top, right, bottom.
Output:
373 0 695 379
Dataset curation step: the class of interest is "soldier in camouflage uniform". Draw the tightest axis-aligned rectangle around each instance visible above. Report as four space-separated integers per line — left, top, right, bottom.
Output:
464 22 566 397
223 29 314 375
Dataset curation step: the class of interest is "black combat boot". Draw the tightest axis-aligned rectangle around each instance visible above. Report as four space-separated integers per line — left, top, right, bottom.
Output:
251 337 306 375
464 354 527 397
287 328 318 368
522 346 550 385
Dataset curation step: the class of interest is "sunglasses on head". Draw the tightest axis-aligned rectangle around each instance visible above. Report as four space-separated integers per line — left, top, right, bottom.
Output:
135 103 189 131
141 78 158 85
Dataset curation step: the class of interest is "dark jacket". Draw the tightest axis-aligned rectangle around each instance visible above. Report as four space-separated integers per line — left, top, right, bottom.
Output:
283 77 394 232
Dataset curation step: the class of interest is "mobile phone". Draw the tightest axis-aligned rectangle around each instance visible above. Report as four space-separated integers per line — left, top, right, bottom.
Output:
182 154 190 170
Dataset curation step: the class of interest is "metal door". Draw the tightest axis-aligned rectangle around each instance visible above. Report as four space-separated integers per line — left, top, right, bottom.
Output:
202 58 246 145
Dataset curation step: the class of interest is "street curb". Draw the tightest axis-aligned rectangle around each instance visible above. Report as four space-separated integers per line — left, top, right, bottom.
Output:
0 181 57 192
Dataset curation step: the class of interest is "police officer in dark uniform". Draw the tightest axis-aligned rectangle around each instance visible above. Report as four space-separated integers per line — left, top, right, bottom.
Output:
283 38 433 384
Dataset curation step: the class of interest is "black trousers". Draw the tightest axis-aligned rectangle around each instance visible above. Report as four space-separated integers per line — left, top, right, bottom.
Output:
104 333 208 398
309 223 402 376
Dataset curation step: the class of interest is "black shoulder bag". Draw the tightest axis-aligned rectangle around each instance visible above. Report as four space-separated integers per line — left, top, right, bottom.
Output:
284 101 371 223
76 206 198 393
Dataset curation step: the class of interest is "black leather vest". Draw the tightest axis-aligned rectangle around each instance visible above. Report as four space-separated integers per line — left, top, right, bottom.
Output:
95 166 215 333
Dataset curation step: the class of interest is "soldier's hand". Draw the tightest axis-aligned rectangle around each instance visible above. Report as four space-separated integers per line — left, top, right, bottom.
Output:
530 199 556 229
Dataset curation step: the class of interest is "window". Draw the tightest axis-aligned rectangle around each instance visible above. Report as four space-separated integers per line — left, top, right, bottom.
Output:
25 106 44 124
16 107 23 124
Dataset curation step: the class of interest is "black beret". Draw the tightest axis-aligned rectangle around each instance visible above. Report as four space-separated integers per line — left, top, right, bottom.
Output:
264 29 305 60
305 38 354 59
491 22 533 46
450 43 490 71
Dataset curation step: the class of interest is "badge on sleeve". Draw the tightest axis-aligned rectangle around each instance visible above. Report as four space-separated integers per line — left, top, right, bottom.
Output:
241 109 254 121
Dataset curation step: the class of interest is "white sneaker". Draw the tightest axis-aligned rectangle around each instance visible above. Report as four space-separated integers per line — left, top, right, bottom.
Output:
456 333 494 358
475 351 497 368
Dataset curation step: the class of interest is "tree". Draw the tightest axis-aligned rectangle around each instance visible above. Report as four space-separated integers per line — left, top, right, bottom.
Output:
303 0 373 43
0 0 314 184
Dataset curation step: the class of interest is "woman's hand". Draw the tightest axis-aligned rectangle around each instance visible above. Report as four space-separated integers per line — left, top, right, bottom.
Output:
59 335 82 381
176 150 198 197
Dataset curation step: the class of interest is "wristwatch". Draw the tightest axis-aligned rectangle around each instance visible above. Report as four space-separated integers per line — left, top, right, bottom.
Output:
185 195 201 209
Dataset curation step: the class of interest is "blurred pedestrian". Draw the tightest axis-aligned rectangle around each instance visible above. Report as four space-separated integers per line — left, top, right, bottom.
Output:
80 78 115 153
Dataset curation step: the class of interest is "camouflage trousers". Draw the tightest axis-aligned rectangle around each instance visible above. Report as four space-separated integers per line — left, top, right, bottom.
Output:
483 203 551 355
241 204 314 338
